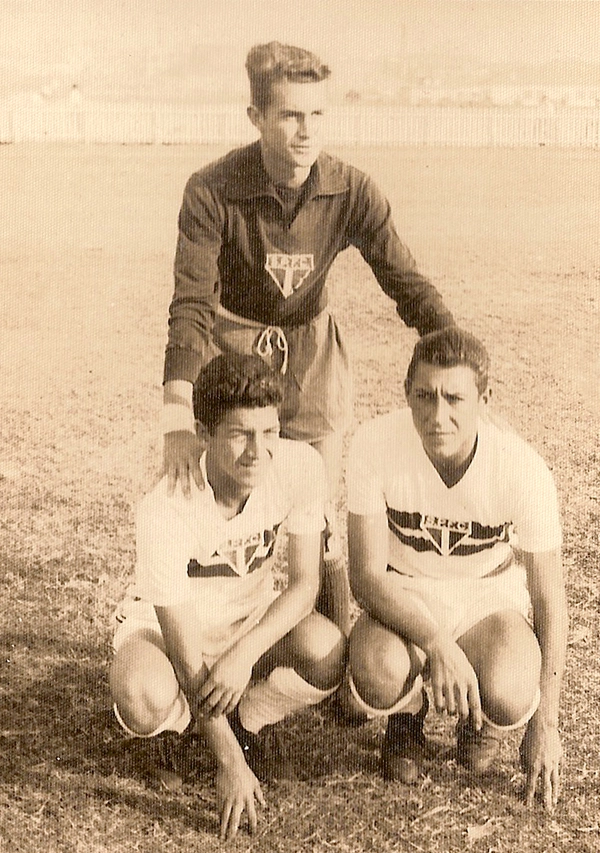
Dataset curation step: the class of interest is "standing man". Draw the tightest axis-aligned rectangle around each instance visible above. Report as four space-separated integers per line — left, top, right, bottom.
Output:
342 328 568 810
162 42 455 634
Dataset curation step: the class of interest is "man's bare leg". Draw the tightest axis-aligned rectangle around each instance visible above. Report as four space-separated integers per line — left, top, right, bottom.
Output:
310 431 351 636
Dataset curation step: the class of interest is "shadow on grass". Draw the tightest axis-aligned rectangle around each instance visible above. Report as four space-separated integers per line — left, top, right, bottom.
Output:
0 628 536 840
0 632 112 776
10 770 219 836
0 631 220 833
0 631 388 838
0 626 384 777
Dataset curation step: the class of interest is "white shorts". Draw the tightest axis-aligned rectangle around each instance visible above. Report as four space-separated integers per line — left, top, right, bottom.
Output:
389 559 531 641
112 591 278 737
349 559 533 720
112 589 278 667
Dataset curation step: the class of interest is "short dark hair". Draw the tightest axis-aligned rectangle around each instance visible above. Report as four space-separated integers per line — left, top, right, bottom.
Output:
405 327 490 396
246 42 331 112
193 354 285 433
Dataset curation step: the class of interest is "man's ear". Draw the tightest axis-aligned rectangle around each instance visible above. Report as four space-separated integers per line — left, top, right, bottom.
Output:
195 420 210 442
247 104 261 130
480 386 492 406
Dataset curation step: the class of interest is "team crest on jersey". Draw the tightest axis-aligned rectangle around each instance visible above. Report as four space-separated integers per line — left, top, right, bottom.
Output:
420 515 472 557
187 525 280 578
265 253 314 298
386 508 512 558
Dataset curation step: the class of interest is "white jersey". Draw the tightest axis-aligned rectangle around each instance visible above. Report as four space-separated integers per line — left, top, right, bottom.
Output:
129 439 326 644
347 409 562 580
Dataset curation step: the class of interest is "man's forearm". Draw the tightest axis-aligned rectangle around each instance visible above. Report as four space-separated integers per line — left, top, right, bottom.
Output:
195 707 247 768
232 532 321 665
352 175 454 337
349 513 444 651
368 245 454 336
162 381 195 435
164 186 223 385
533 598 569 725
232 581 316 667
525 549 569 725
155 604 211 718
163 284 217 385
386 268 455 337
163 340 215 385
356 571 445 652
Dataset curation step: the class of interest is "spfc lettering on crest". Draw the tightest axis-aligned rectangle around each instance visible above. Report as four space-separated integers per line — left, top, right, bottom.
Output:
217 526 279 576
187 525 281 578
420 515 472 557
265 253 314 298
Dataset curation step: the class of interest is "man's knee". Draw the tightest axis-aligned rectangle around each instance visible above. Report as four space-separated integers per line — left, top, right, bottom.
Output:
348 616 416 710
288 612 346 689
462 612 541 727
110 635 181 735
480 646 541 727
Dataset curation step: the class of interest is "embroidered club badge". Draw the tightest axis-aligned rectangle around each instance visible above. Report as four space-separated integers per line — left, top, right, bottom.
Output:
265 253 314 298
420 515 473 557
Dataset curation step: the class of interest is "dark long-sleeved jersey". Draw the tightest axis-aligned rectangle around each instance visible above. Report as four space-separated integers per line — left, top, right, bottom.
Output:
164 141 454 384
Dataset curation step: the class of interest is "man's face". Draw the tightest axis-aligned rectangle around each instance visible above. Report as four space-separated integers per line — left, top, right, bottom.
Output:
250 80 327 172
406 363 486 470
207 406 280 495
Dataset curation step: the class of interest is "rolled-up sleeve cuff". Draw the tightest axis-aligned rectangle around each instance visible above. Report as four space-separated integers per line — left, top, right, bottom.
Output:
163 346 205 384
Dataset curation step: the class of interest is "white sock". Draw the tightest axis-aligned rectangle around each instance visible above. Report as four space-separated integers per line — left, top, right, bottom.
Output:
238 667 336 734
482 687 541 732
161 689 192 734
348 673 424 718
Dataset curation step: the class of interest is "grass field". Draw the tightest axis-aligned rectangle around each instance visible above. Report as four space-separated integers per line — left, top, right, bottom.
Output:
1 142 599 853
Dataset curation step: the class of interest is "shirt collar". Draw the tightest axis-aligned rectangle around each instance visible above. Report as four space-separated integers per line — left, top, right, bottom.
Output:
224 141 349 200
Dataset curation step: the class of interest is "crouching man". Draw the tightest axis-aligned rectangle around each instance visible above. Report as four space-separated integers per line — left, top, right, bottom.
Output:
342 327 568 810
110 354 346 840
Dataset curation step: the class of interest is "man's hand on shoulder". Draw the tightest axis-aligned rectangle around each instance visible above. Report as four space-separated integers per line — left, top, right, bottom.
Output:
162 380 204 497
216 759 265 841
423 634 483 730
162 430 205 497
521 714 562 811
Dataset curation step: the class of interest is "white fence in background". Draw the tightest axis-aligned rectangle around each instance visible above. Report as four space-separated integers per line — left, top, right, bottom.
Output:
1 104 600 147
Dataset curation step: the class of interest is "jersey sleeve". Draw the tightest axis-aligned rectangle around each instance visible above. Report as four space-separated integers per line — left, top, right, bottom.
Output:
284 444 328 536
347 422 388 516
512 447 563 553
347 173 454 336
134 491 193 607
163 174 224 383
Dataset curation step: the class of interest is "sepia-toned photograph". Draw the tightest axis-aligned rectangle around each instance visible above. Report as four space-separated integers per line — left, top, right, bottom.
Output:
1 1 598 850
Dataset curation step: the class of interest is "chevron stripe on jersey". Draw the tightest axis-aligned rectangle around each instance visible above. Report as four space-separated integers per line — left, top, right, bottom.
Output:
387 508 512 558
187 524 281 578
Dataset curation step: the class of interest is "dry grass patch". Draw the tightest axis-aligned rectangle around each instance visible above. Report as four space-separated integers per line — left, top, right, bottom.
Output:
1 143 598 852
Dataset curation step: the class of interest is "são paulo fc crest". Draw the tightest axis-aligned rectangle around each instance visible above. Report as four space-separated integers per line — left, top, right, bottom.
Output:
387 508 512 558
187 525 280 578
420 515 472 557
265 253 314 298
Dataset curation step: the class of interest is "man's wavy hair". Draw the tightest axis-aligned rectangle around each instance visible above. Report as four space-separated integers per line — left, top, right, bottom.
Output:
404 327 490 396
193 354 285 433
246 42 331 112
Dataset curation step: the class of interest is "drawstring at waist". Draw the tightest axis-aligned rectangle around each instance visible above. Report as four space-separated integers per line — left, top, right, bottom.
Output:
254 325 289 375
216 303 327 376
